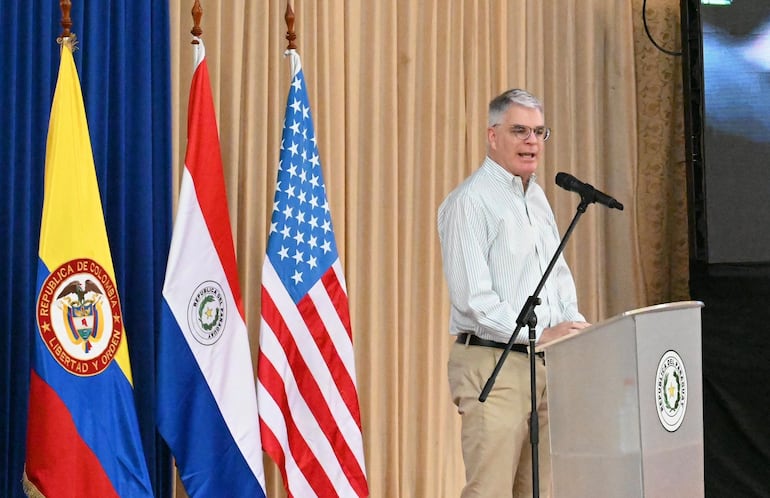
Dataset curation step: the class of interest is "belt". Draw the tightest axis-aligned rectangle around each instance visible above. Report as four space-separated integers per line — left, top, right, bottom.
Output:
455 333 543 357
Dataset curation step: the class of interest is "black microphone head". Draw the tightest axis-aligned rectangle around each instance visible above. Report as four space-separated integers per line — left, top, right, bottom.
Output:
555 172 568 187
555 172 624 211
555 172 580 190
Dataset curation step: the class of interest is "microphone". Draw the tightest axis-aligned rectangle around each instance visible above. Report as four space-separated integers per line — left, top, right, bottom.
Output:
555 172 624 210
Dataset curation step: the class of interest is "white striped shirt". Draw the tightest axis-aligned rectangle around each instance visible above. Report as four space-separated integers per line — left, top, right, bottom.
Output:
438 157 585 344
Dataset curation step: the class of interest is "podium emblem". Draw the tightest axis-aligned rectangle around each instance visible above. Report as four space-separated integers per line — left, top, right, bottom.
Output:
655 350 688 432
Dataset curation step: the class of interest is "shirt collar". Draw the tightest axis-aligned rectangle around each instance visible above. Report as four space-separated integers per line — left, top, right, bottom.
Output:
482 156 538 193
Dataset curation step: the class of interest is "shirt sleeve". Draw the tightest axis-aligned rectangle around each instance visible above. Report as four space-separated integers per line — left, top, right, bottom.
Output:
554 253 587 323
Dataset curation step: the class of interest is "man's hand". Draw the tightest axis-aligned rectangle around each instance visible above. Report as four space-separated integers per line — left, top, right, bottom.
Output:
537 321 591 346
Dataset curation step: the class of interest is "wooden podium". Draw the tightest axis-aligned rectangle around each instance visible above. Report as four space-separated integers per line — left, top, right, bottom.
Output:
540 301 704 497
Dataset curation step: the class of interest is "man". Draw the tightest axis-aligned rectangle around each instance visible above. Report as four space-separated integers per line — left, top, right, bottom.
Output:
438 88 590 497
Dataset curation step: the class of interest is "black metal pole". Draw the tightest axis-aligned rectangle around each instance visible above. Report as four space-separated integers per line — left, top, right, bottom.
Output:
527 317 540 495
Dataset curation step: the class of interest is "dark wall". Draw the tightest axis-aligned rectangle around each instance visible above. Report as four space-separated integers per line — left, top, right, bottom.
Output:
691 263 770 497
682 1 770 495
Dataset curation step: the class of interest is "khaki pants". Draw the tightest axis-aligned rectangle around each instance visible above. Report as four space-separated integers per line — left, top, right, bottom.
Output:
448 342 551 498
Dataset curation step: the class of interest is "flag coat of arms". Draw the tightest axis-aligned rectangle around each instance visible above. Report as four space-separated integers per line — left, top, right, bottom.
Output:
156 38 267 498
24 40 153 498
257 50 369 498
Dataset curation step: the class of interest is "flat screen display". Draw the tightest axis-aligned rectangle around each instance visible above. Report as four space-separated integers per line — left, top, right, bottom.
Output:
700 0 770 263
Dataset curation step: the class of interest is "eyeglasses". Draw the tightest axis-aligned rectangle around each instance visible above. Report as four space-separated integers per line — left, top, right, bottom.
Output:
494 124 552 142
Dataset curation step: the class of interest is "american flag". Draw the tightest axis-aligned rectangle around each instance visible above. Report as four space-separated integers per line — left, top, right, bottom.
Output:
257 50 369 498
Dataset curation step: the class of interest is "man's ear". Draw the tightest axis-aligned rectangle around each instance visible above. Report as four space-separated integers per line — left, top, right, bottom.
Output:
487 126 497 149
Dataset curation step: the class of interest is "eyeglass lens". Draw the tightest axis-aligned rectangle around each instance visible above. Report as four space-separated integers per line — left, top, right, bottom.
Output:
512 125 550 141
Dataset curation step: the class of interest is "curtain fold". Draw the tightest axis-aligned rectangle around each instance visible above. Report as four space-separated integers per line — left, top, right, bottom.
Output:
0 5 56 496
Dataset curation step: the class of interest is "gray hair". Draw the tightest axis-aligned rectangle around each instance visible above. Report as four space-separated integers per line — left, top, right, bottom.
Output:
488 89 544 127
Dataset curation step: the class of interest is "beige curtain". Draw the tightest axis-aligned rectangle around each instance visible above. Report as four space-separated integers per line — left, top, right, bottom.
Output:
168 1 688 496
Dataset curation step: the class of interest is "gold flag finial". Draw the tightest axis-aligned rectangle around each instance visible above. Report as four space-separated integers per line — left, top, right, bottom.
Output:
57 0 77 49
191 0 203 44
285 1 297 50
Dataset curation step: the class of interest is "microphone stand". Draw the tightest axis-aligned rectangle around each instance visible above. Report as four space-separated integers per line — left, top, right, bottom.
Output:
478 197 591 498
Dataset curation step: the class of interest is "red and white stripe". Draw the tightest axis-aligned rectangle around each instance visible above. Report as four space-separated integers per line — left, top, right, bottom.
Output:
258 259 368 497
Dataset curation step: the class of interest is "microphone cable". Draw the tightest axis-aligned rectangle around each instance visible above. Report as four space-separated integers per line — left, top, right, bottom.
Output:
643 0 683 57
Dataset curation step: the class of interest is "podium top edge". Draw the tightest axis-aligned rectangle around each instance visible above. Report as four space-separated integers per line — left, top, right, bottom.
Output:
537 301 704 352
620 300 704 318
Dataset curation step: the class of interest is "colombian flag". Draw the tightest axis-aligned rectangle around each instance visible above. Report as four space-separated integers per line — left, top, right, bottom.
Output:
23 39 153 497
